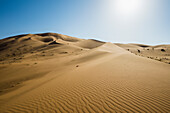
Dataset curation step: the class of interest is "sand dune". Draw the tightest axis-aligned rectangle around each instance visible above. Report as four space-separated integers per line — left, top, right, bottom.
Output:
75 39 105 49
0 33 170 112
116 43 170 64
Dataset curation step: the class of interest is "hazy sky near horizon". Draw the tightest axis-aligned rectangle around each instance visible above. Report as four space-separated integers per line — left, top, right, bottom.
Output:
0 0 170 45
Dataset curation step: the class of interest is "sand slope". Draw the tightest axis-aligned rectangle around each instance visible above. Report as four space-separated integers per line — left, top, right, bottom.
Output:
0 33 170 112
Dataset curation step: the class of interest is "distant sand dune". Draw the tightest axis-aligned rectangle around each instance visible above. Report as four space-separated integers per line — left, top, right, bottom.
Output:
116 43 170 64
0 33 170 112
75 39 105 49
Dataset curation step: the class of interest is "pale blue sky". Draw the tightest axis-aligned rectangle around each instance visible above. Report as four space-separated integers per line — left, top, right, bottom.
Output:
0 0 169 45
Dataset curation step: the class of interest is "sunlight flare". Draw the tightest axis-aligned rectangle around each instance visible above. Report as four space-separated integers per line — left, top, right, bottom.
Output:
104 0 146 20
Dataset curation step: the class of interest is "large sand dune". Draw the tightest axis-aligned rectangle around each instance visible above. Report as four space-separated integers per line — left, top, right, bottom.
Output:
0 33 170 112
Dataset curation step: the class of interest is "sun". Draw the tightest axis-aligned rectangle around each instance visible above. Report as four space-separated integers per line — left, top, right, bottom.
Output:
116 0 142 15
105 0 144 19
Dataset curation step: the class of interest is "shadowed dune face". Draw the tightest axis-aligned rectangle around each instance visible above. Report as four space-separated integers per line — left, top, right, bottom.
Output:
36 36 54 42
75 39 105 49
0 33 170 112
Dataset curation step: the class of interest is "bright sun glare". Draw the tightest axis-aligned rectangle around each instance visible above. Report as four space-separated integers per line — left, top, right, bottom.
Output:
115 0 142 15
106 0 144 19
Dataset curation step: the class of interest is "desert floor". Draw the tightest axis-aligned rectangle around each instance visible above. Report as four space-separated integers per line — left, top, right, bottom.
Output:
0 33 170 112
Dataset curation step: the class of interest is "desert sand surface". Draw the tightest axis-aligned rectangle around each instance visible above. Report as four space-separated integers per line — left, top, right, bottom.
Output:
0 33 170 112
115 43 170 64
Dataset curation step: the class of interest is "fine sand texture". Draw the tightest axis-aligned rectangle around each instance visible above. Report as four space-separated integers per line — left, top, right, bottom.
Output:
0 33 170 112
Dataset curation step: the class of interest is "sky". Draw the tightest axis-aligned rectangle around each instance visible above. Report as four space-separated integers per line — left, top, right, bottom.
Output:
0 0 170 45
